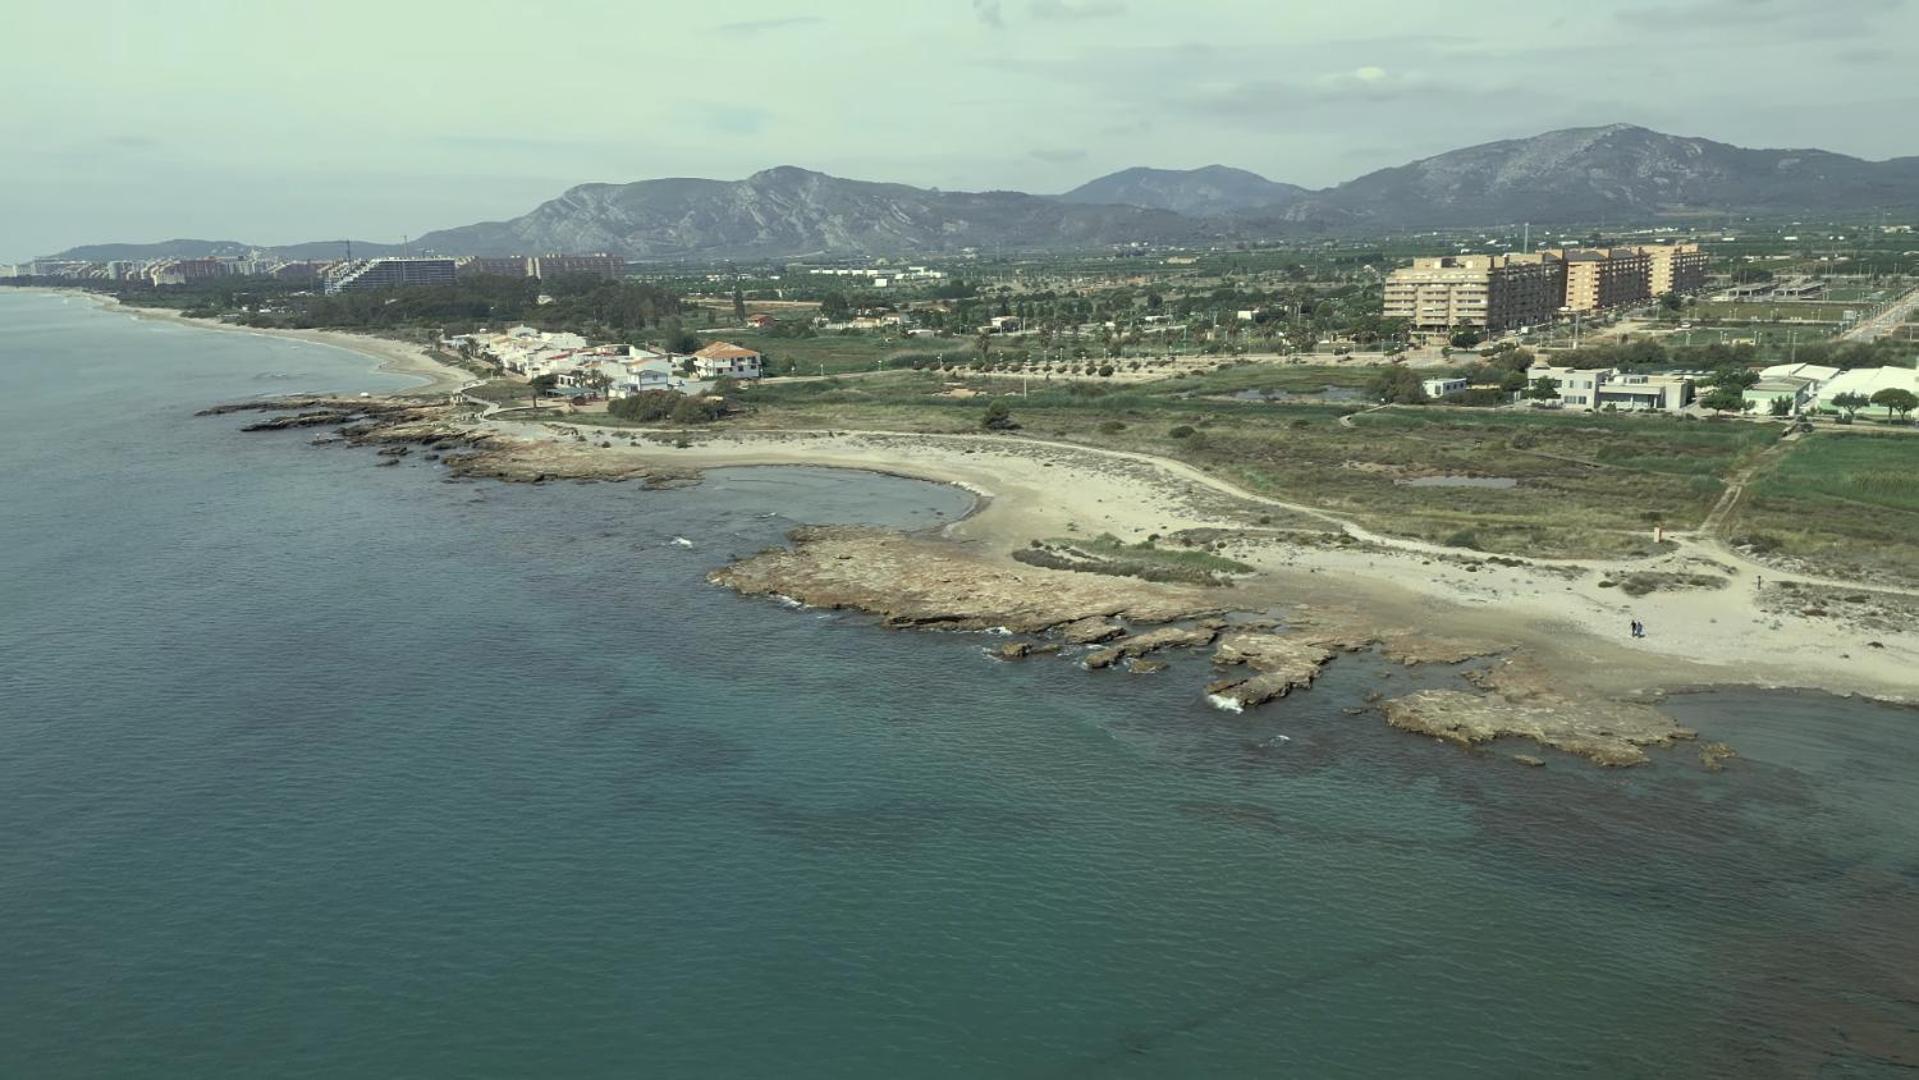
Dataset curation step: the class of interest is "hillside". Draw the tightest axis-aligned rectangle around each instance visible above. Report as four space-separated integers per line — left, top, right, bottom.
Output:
409 167 1216 258
44 126 1919 261
1058 165 1305 217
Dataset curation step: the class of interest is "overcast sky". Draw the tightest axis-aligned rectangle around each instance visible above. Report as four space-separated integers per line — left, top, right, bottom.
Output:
7 0 1916 259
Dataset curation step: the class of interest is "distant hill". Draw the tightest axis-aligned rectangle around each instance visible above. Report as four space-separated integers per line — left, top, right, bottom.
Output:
407 166 1216 259
1315 124 1919 225
1057 165 1305 217
45 126 1919 261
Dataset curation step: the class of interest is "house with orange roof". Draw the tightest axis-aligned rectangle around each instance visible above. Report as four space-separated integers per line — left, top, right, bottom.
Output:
691 341 764 380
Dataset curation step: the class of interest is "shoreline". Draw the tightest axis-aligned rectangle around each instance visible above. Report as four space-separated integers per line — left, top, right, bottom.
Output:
202 392 1919 764
470 420 1919 708
63 290 474 396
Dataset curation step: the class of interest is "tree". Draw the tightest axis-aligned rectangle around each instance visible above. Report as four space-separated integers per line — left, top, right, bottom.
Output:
1767 395 1793 417
1368 365 1428 405
1659 291 1683 312
732 287 746 323
1524 375 1561 403
981 399 1019 431
1449 327 1483 348
1700 386 1746 414
528 373 559 402
1831 391 1870 420
585 371 612 400
1871 387 1918 422
818 293 851 321
1708 366 1759 391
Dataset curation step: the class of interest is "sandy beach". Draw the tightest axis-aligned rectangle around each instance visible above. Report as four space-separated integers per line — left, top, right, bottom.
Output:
468 419 1919 706
86 295 473 396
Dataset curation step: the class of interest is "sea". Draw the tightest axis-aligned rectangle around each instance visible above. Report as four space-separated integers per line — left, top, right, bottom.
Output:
1 288 1914 1078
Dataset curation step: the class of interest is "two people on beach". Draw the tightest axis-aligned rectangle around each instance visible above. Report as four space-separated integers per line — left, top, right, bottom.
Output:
1630 618 1647 639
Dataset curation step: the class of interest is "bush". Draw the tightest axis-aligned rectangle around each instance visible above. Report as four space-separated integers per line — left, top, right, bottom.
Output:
1097 420 1126 434
1168 425 1196 439
982 400 1020 430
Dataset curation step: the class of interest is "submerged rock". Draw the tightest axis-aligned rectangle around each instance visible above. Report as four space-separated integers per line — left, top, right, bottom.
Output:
992 641 1059 661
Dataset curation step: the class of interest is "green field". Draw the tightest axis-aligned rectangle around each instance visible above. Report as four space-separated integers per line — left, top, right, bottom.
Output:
1731 433 1919 582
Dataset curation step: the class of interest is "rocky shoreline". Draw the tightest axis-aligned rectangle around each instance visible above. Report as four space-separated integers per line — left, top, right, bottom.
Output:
214 393 1761 771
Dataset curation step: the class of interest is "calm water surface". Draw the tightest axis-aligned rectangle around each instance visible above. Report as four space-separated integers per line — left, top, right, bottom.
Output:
1 291 1914 1077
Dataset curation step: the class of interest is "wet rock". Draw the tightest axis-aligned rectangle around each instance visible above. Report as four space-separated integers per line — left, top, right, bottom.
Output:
1128 659 1168 674
992 641 1059 661
1699 741 1737 771
1205 632 1337 709
1059 616 1127 645
1083 624 1220 669
1512 754 1546 767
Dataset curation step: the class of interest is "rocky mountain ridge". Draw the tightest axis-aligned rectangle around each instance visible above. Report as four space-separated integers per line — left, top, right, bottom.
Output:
48 125 1919 261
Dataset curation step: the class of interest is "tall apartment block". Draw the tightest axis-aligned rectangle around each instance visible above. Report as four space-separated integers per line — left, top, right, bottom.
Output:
323 257 458 295
1640 243 1708 296
1551 248 1652 312
1384 243 1709 331
1381 254 1566 332
529 254 625 280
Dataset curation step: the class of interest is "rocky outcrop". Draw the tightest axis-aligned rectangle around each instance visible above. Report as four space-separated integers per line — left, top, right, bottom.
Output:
711 526 1219 633
991 641 1060 661
1380 657 1696 766
1204 632 1338 710
1082 624 1220 669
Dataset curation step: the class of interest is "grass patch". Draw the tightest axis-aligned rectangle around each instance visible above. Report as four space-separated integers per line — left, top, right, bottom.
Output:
1014 533 1253 586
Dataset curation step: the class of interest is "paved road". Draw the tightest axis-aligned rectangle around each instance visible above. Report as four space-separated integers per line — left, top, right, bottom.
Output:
1839 284 1919 342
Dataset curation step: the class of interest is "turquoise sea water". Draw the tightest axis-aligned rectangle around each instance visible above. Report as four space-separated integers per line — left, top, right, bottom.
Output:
1 290 1915 1078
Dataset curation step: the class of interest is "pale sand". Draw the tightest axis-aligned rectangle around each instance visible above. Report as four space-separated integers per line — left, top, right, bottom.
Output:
90 296 473 396
485 420 1919 705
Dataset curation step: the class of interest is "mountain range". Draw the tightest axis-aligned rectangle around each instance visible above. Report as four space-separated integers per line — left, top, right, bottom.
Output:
49 125 1919 262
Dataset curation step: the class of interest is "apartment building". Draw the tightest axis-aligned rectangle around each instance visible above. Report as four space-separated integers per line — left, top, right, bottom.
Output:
530 254 625 280
1552 248 1652 312
1381 254 1564 332
323 257 458 294
456 256 533 279
1639 243 1708 296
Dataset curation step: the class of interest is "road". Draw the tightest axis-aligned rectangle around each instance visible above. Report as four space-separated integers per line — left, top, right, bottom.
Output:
1838 284 1919 342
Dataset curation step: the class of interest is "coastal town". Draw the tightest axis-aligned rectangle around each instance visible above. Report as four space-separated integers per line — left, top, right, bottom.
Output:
15 0 1919 1073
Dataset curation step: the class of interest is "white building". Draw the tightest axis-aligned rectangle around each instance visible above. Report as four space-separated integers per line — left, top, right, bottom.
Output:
1527 363 1694 412
1422 377 1468 398
1812 366 1919 412
691 341 764 379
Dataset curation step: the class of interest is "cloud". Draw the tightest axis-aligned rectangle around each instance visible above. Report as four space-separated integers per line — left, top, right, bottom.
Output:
1028 147 1088 163
972 0 1004 27
1616 0 1903 37
1030 0 1126 18
716 15 825 35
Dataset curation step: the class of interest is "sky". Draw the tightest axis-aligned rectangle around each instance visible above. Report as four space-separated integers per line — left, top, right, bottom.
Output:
6 0 1917 259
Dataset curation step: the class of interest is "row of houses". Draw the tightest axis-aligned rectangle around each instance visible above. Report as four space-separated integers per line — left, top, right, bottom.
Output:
442 326 764 399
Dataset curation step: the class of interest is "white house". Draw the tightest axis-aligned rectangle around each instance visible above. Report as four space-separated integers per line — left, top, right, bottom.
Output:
1526 363 1694 413
1422 377 1468 398
691 341 764 379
